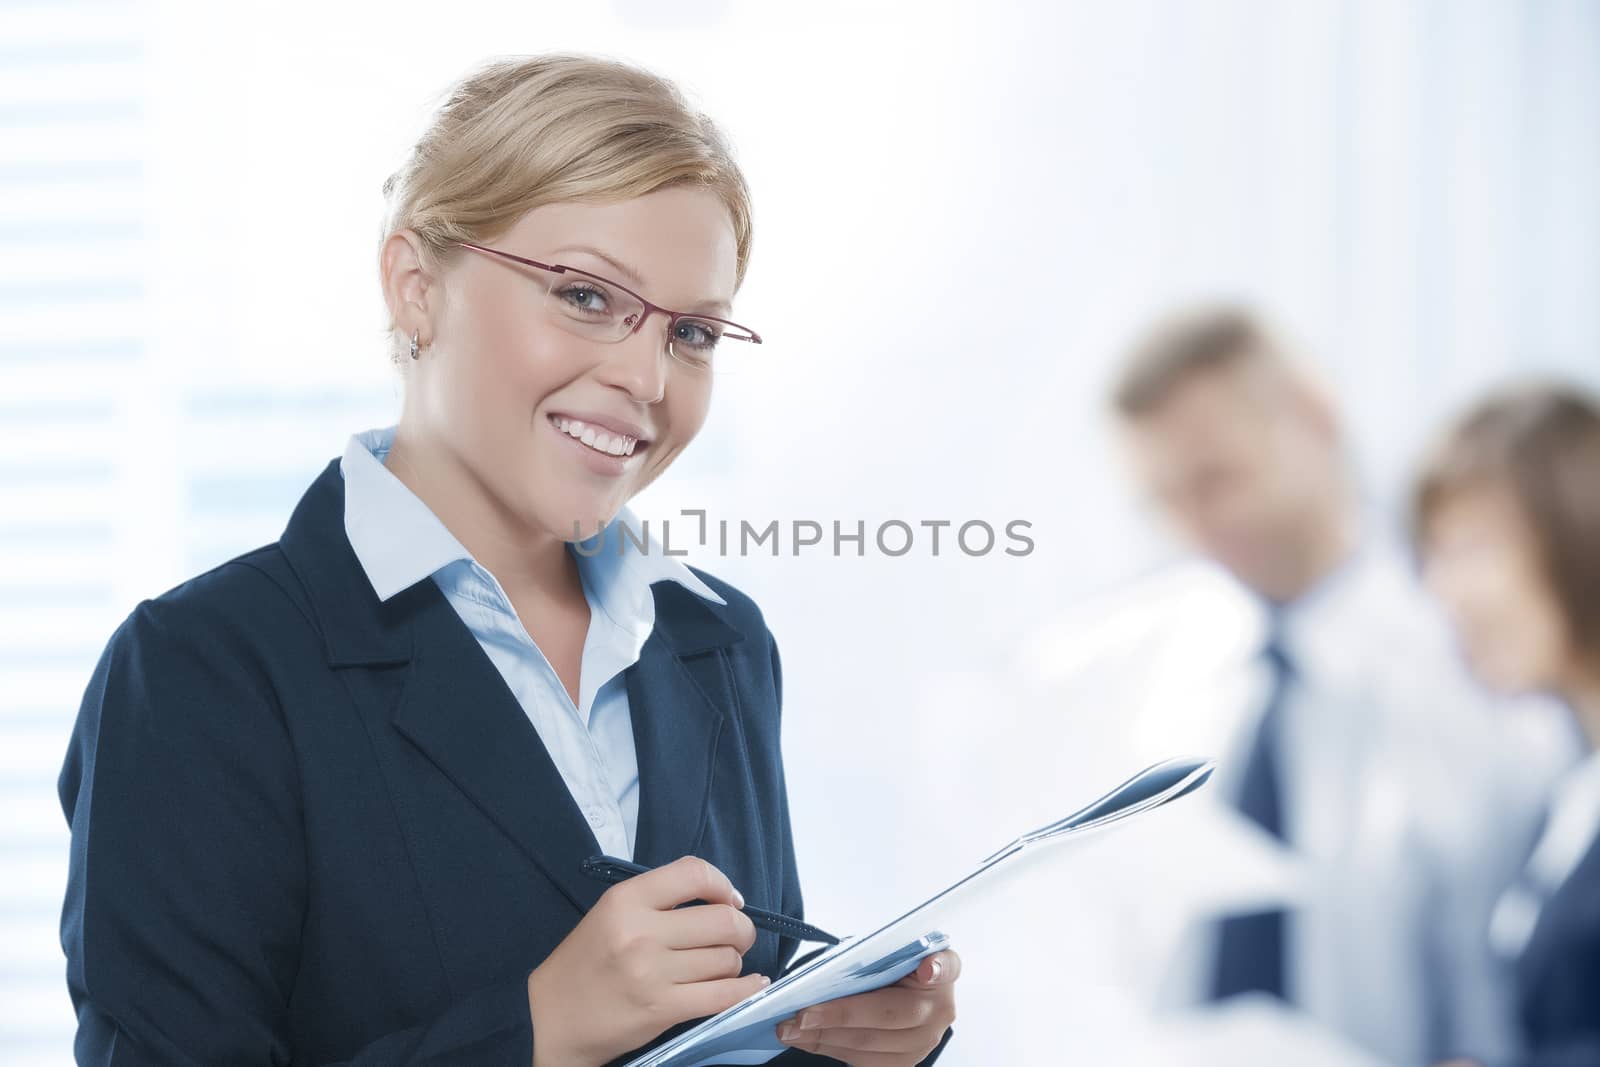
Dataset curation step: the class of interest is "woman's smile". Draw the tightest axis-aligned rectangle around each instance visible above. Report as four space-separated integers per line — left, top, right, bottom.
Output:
546 411 650 476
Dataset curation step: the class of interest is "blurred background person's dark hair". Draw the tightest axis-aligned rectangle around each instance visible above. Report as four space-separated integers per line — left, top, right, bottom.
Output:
1413 382 1600 1067
1108 304 1558 1066
1414 383 1600 688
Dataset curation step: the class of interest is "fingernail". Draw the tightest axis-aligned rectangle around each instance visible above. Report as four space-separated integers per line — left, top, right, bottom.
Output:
758 975 771 987
777 1022 797 1042
798 1010 821 1030
929 958 943 982
733 887 746 909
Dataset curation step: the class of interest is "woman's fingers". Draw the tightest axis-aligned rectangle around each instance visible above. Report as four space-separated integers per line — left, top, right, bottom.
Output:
623 855 746 911
787 984 942 1031
530 854 773 1064
778 1023 933 1055
655 901 757 953
781 1026 948 1067
663 944 748 984
898 948 962 989
777 959 960 1060
666 970 772 1021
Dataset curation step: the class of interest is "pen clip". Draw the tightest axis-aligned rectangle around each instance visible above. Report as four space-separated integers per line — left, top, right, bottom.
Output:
581 855 645 883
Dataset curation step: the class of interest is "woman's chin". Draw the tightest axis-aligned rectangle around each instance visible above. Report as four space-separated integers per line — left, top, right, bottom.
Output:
1472 655 1546 697
527 471 635 536
536 500 626 544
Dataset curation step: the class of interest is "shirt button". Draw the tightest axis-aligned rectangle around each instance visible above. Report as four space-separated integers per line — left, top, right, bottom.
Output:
586 808 605 827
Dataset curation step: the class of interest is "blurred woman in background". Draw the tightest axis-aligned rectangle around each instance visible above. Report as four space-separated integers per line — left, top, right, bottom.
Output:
1413 381 1600 1067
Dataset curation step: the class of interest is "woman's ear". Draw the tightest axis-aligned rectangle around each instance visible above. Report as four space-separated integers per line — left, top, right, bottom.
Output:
380 229 438 348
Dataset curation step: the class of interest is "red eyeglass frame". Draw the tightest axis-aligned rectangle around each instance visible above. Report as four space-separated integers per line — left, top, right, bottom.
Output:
454 240 763 346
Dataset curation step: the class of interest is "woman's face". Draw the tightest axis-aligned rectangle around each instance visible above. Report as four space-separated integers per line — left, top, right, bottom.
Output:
394 185 739 546
1421 483 1574 694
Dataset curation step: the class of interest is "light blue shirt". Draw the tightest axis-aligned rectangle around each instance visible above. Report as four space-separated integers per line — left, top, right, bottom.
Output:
338 424 725 861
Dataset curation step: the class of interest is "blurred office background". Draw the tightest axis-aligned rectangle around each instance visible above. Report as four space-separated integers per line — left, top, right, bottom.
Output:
3 0 1598 1063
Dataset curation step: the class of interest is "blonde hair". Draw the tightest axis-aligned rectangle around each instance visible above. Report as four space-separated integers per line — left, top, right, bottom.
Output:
377 53 754 367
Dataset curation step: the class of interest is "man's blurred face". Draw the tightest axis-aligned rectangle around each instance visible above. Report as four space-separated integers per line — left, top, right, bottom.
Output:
1121 361 1340 600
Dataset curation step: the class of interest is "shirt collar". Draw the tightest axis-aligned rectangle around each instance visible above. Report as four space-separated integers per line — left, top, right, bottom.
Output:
1263 533 1415 685
341 426 473 601
339 424 726 617
573 506 727 641
1526 745 1600 888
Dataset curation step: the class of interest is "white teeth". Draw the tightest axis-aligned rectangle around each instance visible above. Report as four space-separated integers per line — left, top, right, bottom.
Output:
551 415 639 459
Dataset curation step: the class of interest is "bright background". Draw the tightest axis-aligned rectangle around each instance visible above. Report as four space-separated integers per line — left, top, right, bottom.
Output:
3 1 1598 1063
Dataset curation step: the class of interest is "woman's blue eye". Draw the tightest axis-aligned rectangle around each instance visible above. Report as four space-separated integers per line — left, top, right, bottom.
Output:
556 284 610 316
673 319 722 350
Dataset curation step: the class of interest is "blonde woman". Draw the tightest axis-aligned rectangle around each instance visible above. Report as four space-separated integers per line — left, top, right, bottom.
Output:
58 55 959 1066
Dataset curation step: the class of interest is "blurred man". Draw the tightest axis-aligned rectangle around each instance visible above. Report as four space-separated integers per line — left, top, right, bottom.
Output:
1109 305 1569 1066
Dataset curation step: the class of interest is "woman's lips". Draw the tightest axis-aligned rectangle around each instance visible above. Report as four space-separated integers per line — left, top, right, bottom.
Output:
548 412 649 453
547 413 647 475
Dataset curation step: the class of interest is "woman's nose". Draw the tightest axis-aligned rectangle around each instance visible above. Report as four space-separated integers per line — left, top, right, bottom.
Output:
599 314 669 403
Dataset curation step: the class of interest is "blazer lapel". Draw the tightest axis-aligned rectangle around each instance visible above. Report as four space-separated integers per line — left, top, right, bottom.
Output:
627 582 747 870
391 585 612 916
280 458 750 918
1518 829 1600 1015
280 457 607 917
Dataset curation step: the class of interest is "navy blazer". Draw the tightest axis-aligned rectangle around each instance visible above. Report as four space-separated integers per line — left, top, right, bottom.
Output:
1514 830 1600 1067
58 456 954 1066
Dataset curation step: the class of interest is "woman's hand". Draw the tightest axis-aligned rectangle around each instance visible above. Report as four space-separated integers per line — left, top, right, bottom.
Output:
774 948 960 1065
526 855 770 1066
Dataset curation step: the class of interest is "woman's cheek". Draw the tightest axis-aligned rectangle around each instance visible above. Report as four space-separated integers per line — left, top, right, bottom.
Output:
675 375 715 440
643 390 711 484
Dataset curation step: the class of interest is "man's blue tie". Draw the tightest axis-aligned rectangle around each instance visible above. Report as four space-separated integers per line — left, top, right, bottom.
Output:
1210 629 1293 1002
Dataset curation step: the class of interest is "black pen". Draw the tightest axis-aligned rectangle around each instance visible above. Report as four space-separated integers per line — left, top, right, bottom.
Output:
581 855 842 946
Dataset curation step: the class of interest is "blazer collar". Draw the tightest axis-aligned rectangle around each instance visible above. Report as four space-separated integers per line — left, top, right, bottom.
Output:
277 457 746 914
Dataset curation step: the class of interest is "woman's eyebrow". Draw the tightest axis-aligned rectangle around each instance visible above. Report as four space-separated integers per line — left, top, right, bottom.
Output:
553 244 647 287
552 244 732 314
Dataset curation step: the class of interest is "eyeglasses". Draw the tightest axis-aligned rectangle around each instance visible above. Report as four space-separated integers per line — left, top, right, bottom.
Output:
454 240 761 367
